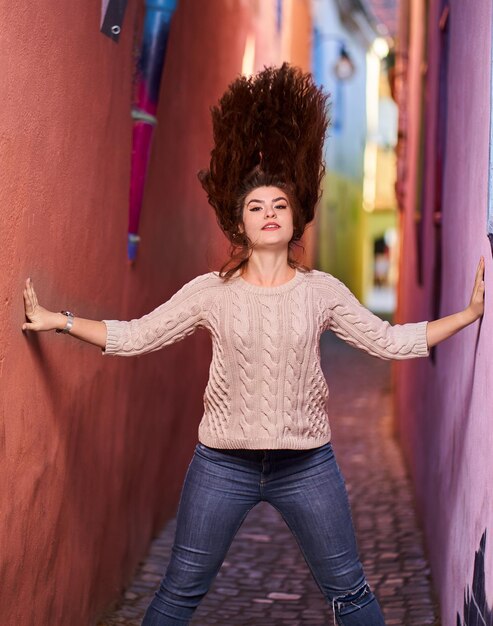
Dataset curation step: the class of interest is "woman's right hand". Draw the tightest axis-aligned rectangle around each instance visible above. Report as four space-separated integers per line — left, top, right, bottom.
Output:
22 278 63 332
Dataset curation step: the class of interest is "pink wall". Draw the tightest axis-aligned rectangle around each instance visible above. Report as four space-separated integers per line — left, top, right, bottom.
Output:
0 2 311 624
395 1 493 623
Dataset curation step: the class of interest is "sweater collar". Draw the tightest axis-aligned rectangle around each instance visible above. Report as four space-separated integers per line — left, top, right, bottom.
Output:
233 269 304 295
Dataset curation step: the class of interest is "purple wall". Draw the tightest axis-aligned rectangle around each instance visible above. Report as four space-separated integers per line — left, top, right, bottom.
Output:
395 1 493 624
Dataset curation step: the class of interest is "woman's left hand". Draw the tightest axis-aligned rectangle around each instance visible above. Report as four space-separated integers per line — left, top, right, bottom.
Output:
426 257 485 349
466 256 485 322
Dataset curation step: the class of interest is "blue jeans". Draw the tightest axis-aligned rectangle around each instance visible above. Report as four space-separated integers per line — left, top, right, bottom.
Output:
142 442 385 625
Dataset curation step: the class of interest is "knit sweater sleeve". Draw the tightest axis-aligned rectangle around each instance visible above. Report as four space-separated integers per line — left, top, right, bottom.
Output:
318 272 429 360
101 274 212 357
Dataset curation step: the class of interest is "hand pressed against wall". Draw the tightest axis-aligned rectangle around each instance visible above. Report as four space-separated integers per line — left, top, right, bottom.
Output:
426 256 485 349
21 277 107 348
22 278 62 332
468 256 485 321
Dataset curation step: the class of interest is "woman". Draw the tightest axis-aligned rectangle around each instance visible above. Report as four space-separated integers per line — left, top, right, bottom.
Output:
22 65 485 625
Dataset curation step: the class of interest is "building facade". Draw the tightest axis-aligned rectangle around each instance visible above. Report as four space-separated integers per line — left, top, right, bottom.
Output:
393 1 493 623
313 0 398 308
0 1 311 623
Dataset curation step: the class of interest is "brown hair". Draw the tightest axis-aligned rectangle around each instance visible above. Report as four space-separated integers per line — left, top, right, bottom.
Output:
198 63 331 280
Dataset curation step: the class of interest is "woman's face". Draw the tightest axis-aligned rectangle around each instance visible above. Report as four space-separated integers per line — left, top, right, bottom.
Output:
240 186 294 248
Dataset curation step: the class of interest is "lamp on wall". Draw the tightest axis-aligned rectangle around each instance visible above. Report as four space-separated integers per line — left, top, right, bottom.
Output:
314 29 356 133
333 44 356 80
314 29 356 81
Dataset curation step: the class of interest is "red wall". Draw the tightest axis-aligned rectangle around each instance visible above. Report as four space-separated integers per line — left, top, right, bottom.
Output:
0 1 311 624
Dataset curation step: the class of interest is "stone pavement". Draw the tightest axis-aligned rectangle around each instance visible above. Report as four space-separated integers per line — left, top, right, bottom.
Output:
98 330 441 626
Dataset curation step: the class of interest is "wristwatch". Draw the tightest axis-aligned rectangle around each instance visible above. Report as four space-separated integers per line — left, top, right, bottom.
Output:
55 311 75 334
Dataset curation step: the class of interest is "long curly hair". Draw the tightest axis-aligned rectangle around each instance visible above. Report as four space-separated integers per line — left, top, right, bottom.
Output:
198 62 330 279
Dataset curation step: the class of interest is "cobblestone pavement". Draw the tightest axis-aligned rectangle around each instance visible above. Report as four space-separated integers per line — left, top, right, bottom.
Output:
98 331 441 626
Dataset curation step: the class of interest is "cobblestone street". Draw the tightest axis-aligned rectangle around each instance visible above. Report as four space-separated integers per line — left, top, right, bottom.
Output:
98 330 441 626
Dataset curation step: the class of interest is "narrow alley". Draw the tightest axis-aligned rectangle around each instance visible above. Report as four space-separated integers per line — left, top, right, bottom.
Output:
5 1 492 623
98 330 440 626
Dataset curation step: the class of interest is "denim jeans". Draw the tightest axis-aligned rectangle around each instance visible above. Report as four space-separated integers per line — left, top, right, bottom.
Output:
142 442 385 625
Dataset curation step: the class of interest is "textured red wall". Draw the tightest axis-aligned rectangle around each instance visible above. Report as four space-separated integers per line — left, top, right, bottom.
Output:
1 1 311 624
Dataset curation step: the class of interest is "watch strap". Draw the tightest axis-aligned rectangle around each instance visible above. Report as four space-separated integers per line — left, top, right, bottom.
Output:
55 311 75 334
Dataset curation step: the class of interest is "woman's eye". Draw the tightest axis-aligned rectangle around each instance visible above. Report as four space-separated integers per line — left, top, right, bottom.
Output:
249 204 287 211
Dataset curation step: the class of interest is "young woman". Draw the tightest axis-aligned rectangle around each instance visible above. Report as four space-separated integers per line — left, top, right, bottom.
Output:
22 65 485 625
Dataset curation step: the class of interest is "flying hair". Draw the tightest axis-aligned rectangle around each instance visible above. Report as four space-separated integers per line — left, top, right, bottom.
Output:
198 62 331 278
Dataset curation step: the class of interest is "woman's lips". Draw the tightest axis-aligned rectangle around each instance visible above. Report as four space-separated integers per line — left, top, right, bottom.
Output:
262 224 280 230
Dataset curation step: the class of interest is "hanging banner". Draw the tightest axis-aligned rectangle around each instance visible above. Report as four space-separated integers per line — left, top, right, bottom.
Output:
128 0 179 261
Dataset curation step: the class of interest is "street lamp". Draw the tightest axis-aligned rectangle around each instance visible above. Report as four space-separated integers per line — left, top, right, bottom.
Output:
333 45 356 80
314 29 356 81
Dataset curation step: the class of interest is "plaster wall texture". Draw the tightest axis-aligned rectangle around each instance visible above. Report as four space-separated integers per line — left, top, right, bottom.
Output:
312 0 369 299
0 1 311 624
283 0 312 71
312 0 368 182
318 171 365 298
394 1 493 623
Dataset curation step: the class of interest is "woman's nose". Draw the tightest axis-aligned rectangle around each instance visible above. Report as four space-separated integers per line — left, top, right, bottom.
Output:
264 205 277 218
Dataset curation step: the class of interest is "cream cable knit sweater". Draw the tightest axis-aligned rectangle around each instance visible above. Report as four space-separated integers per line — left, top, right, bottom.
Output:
102 269 429 449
